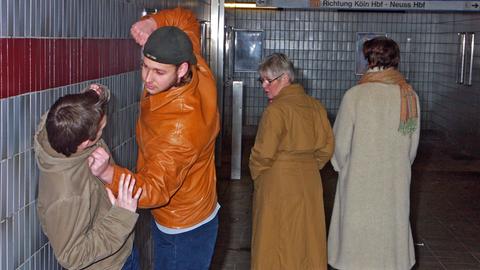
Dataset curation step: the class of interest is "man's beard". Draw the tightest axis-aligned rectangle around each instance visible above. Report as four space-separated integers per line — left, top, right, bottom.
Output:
166 75 181 90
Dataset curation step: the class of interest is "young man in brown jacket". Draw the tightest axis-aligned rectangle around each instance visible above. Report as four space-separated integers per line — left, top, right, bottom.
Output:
88 8 220 270
35 85 142 270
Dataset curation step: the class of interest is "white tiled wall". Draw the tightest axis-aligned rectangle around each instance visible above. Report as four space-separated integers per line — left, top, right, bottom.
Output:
224 9 480 158
225 9 440 130
430 13 480 155
0 0 213 269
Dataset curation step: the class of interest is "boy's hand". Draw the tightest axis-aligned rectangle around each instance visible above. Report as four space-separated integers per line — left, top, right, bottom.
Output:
88 147 113 184
106 174 142 213
130 18 157 46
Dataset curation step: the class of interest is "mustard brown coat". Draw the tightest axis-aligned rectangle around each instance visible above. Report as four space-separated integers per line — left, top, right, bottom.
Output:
249 84 334 270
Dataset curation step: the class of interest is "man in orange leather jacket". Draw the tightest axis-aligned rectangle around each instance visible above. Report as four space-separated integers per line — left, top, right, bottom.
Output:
88 8 220 270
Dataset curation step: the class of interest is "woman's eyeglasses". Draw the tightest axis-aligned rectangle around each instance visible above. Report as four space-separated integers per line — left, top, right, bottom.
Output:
258 73 284 84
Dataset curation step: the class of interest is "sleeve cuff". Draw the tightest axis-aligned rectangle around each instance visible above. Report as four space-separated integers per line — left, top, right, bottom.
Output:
110 205 139 229
106 165 133 195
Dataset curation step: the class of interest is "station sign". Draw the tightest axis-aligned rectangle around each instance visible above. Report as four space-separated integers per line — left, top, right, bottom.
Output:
256 0 480 11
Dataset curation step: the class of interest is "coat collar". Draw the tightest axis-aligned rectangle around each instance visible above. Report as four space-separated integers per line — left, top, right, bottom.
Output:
144 66 199 111
273 83 305 101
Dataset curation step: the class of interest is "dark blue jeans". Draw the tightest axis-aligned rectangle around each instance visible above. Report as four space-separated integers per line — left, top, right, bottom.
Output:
152 215 219 270
121 245 140 270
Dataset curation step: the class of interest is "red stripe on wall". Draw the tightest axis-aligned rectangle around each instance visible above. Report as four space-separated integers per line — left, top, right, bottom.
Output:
0 38 141 99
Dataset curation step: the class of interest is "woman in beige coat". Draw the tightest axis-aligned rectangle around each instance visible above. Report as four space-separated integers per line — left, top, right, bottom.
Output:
328 37 420 270
249 53 334 270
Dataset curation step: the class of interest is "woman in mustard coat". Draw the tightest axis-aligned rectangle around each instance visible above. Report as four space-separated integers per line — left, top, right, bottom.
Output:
249 53 334 270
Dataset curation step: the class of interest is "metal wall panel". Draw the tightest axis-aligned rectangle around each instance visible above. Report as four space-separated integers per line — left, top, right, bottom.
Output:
231 81 243 180
225 9 450 134
430 13 480 156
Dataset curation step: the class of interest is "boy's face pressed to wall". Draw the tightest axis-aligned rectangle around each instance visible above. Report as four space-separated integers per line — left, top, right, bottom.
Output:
94 115 107 144
77 115 107 152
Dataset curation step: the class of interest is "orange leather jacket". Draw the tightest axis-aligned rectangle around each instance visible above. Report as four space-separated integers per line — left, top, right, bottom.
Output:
109 8 220 228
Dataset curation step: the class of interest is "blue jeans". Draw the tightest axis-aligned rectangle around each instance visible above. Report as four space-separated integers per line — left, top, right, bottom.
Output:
152 215 219 270
121 245 140 270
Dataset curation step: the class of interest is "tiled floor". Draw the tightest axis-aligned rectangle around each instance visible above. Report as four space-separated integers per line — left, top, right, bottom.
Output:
211 132 480 270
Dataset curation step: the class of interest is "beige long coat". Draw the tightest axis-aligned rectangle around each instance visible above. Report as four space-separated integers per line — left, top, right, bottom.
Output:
328 81 420 270
249 84 334 270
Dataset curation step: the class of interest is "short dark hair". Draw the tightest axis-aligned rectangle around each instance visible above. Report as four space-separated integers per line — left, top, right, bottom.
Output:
363 37 400 69
46 86 110 157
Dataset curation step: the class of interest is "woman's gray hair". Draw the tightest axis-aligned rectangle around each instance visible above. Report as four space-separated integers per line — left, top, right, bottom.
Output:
258 53 295 83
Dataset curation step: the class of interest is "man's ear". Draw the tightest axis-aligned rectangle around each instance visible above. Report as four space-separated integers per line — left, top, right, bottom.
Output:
176 62 189 80
77 139 93 152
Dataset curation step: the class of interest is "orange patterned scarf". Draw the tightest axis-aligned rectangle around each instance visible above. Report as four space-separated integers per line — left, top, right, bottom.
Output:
359 68 418 135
